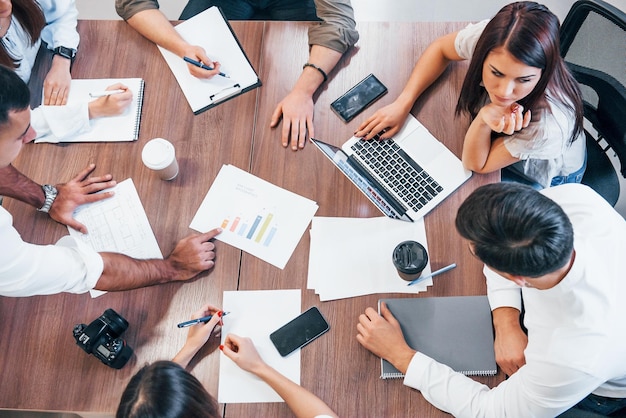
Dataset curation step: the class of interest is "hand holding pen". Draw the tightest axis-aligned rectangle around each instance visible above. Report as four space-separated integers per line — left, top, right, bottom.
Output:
87 83 133 118
172 303 225 368
181 45 225 79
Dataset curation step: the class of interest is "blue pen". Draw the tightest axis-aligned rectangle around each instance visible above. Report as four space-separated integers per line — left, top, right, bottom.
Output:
406 263 457 286
177 311 230 328
183 56 229 78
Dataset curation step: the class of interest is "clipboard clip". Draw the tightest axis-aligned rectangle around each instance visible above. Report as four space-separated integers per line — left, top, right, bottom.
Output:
209 84 241 103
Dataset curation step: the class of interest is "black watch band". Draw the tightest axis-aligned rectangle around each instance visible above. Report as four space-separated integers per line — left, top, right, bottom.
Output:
53 46 76 61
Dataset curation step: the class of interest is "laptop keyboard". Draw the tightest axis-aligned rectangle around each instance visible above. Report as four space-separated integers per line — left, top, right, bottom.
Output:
351 139 443 212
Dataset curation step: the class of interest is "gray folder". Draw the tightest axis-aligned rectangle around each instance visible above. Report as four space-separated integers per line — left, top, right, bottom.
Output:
379 295 497 379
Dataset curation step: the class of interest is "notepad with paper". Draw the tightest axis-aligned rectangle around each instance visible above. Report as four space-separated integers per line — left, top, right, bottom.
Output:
379 296 497 379
158 6 261 114
36 77 145 143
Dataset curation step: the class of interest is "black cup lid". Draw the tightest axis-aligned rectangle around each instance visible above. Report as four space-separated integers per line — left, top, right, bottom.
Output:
392 240 428 274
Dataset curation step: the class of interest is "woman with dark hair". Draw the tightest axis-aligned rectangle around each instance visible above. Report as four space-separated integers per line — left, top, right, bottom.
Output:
356 1 585 188
0 0 79 105
117 304 337 418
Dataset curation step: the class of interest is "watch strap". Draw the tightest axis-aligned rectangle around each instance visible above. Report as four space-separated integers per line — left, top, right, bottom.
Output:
38 184 58 213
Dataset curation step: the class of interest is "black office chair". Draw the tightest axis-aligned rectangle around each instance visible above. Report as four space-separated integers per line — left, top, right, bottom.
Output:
560 0 626 206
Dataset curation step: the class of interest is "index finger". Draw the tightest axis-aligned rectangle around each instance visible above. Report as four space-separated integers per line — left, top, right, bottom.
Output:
198 228 222 241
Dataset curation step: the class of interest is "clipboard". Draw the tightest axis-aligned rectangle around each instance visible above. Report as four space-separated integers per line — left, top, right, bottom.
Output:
158 6 261 114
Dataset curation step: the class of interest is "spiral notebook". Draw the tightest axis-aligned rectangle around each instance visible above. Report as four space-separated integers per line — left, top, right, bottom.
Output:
379 296 497 379
36 77 145 143
157 6 261 114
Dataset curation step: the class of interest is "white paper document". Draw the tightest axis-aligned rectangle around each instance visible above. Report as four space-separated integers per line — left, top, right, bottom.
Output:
190 164 318 269
158 6 260 113
219 289 301 403
68 178 162 259
308 217 432 301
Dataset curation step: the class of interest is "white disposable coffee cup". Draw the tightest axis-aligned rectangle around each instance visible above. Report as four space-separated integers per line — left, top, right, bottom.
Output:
142 138 179 181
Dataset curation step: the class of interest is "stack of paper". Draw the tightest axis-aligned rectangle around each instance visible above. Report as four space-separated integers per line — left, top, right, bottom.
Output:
308 217 432 301
190 165 318 269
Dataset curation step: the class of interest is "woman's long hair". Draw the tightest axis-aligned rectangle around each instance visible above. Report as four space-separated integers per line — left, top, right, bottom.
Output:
456 1 583 144
0 0 46 69
116 361 221 418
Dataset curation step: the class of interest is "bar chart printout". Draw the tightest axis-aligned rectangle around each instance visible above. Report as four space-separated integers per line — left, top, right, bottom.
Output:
190 164 319 268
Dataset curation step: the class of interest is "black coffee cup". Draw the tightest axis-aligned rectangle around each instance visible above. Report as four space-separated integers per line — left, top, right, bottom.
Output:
392 240 428 281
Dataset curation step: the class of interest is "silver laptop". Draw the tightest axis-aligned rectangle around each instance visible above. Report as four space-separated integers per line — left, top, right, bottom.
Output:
311 115 472 222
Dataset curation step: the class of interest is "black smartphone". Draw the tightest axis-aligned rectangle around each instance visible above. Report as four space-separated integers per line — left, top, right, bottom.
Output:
269 307 330 357
330 74 388 122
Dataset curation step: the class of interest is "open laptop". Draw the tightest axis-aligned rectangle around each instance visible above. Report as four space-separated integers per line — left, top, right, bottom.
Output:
311 115 472 222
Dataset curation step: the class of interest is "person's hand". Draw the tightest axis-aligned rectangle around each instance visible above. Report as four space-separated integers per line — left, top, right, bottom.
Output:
183 304 224 354
43 55 72 106
270 89 315 151
356 302 416 373
354 100 411 140
182 45 221 79
172 304 223 367
220 333 266 375
478 103 531 136
50 164 116 233
88 84 133 118
166 228 222 281
494 321 528 376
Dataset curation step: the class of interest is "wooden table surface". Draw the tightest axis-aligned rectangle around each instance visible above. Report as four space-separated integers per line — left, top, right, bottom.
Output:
0 19 500 417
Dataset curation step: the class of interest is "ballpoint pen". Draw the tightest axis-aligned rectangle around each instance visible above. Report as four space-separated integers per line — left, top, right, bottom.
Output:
89 89 125 98
183 56 229 78
177 311 230 328
407 263 457 286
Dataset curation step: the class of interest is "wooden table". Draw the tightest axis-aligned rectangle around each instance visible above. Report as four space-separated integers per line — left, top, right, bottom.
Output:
0 20 500 417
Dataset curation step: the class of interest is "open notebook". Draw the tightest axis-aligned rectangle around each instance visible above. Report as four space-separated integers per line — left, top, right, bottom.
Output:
379 296 497 378
158 6 261 114
36 77 144 143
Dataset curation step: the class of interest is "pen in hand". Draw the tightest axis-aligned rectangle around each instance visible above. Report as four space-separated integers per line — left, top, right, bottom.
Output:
407 263 457 286
183 56 229 78
89 89 125 98
177 311 230 328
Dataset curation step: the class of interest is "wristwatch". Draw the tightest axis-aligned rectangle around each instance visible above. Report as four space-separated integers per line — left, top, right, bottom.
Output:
53 46 76 61
38 184 58 213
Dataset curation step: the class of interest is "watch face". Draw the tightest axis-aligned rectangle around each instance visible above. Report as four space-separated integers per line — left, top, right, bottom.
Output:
55 46 76 60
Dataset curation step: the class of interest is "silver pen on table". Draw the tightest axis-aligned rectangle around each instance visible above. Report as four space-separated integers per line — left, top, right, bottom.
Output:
406 263 457 286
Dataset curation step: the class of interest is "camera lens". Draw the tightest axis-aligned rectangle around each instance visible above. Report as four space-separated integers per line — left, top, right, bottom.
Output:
102 308 129 337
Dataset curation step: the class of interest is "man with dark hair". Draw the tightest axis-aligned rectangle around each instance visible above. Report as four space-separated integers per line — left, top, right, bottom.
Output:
0 65 221 297
357 182 626 416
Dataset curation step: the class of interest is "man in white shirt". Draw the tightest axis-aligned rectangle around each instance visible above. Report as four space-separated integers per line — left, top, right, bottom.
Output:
357 182 626 417
0 65 221 297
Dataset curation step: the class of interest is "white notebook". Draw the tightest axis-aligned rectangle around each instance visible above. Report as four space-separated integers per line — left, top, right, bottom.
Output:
157 6 261 114
36 77 145 143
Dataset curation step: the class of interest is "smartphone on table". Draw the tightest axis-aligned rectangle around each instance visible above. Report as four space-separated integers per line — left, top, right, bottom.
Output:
269 306 330 357
330 73 388 122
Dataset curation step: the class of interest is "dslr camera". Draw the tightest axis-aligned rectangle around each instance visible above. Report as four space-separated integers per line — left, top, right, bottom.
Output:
73 308 133 369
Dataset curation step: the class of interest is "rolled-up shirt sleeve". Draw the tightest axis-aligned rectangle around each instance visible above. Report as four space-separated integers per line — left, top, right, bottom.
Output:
115 0 159 20
31 103 91 142
0 208 103 297
484 264 523 311
37 0 80 50
309 0 359 53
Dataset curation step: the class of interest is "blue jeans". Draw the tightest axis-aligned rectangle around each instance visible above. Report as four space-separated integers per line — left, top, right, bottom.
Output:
179 0 319 21
570 393 626 416
550 156 587 186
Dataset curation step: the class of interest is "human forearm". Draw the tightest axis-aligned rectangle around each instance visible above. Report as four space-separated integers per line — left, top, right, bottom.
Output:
254 363 337 418
0 165 45 208
94 252 180 291
297 45 342 96
395 32 460 109
125 9 189 56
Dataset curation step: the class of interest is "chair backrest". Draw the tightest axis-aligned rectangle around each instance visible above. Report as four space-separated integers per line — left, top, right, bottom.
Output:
559 0 626 205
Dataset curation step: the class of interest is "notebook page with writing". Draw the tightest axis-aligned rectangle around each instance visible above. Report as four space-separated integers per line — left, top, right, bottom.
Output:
379 296 497 378
157 6 261 114
36 78 144 143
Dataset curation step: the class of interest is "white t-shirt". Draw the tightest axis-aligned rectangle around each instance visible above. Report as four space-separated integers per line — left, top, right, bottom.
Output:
0 206 103 297
403 184 626 417
454 20 586 187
